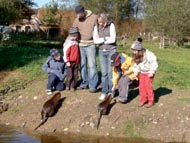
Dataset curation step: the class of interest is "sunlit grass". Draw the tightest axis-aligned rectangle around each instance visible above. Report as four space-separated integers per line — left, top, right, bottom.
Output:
117 40 190 89
0 39 190 98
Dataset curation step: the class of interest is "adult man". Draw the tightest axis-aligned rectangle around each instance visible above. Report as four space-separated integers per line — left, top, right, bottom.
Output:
73 5 99 93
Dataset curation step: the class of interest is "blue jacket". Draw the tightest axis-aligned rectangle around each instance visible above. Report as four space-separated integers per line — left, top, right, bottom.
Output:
42 56 67 81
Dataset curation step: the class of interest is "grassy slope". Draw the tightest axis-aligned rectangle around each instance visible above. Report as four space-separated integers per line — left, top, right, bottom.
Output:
0 41 190 89
1 40 190 142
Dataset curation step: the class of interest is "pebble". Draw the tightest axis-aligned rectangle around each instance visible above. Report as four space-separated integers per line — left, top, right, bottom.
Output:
153 121 158 124
21 122 26 128
80 123 85 127
33 96 38 100
111 126 116 129
90 122 96 128
64 128 68 131
85 121 89 125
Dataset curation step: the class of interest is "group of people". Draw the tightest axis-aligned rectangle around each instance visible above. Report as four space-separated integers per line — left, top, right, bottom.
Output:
42 5 158 108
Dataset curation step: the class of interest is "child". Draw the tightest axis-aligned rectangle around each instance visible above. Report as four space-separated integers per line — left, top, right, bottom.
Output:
111 52 137 103
42 48 67 95
63 27 80 91
131 38 158 108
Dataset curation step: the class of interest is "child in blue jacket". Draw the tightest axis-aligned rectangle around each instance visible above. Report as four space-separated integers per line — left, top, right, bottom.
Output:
42 48 67 95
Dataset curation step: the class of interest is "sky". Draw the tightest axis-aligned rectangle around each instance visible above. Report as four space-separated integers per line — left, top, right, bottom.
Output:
33 0 52 8
33 0 77 8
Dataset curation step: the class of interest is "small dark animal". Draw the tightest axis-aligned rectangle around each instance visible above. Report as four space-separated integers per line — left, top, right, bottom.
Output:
96 94 113 129
34 92 61 130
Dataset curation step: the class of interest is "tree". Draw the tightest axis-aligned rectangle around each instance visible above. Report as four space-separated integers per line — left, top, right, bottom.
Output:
41 0 63 39
77 0 135 22
144 0 190 46
0 0 36 25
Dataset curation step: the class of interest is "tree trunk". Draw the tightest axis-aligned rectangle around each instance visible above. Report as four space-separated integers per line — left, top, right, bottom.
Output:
159 36 165 49
46 28 49 40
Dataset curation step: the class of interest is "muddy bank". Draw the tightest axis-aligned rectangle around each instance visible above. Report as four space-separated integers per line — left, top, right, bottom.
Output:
0 80 190 143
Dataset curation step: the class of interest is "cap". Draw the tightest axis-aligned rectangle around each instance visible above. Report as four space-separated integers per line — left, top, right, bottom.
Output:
69 27 78 35
50 48 60 58
75 5 85 14
131 40 143 51
111 53 120 66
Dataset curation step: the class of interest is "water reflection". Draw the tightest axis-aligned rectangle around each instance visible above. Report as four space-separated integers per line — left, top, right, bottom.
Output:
0 124 166 143
0 124 39 143
40 132 162 143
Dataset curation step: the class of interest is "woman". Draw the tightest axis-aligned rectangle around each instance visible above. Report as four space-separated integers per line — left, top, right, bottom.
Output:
93 13 117 100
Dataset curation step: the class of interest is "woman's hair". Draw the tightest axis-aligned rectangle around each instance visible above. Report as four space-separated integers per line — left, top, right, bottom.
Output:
98 13 108 22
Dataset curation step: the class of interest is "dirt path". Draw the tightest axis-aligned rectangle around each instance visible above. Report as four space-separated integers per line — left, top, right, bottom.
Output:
0 80 190 143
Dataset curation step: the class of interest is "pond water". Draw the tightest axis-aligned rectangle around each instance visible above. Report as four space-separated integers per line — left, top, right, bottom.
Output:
0 124 164 143
0 124 39 143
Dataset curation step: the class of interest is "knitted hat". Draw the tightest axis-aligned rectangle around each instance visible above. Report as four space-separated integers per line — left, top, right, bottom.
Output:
131 40 143 51
69 27 78 35
111 53 120 66
137 37 143 43
50 48 60 58
75 5 85 14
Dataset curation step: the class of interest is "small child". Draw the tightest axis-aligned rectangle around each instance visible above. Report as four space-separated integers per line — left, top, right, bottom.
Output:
63 27 80 91
111 52 137 103
42 48 67 95
131 38 158 108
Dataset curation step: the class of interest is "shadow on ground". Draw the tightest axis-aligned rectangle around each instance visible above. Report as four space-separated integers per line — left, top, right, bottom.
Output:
126 86 172 104
154 87 172 103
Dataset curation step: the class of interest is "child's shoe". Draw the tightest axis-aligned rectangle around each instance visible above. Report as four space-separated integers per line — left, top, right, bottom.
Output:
71 88 75 91
146 102 154 108
66 87 70 90
46 89 52 95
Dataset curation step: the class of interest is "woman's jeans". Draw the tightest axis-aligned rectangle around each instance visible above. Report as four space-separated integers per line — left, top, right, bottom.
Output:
99 49 115 94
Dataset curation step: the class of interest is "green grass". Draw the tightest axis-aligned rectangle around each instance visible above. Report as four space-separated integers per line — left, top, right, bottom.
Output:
0 40 62 78
0 39 190 140
177 97 190 102
0 39 190 97
0 41 62 97
118 40 190 89
125 119 147 138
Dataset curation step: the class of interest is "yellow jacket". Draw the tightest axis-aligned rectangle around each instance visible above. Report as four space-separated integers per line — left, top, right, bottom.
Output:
112 53 137 86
